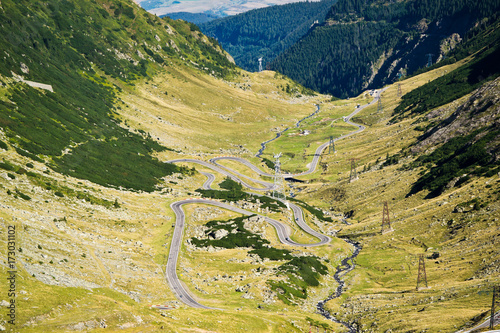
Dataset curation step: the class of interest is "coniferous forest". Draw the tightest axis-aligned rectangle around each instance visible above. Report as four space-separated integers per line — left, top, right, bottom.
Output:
199 0 337 72
271 0 500 97
201 0 500 98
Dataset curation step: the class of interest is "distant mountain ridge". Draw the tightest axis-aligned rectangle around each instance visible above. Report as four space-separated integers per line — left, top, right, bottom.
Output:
137 0 320 17
161 11 222 24
199 0 500 97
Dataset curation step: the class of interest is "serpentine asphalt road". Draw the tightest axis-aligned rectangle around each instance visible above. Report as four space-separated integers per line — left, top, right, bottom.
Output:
165 89 384 309
210 88 385 178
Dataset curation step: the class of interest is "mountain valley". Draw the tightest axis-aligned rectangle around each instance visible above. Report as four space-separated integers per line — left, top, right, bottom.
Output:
0 0 499 332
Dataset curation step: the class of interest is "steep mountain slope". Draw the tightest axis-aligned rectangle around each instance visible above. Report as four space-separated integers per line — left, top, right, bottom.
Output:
407 78 500 199
263 68 500 332
199 0 337 72
0 0 239 192
271 0 500 97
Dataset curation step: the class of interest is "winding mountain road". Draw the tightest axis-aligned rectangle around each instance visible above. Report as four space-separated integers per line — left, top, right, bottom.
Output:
211 89 385 178
169 158 274 191
457 311 500 333
165 197 331 309
165 89 384 310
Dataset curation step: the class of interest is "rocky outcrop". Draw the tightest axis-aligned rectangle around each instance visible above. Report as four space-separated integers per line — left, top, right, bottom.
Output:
412 77 500 155
472 258 500 278
244 215 267 237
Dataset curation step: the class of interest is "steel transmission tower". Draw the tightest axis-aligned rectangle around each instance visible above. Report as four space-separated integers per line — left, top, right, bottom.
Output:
426 53 434 67
397 83 402 97
381 201 393 234
377 97 383 112
328 136 335 154
273 153 286 200
349 158 358 182
416 254 428 290
258 57 263 72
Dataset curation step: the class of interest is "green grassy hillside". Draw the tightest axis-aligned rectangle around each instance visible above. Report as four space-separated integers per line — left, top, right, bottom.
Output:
0 0 236 191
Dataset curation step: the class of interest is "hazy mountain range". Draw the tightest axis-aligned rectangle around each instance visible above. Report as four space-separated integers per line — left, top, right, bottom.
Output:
136 0 321 17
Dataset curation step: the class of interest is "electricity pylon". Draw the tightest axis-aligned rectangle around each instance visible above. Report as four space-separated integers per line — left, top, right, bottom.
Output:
381 201 393 234
491 286 499 329
273 153 285 200
349 159 358 182
328 136 335 154
426 53 434 67
416 254 428 290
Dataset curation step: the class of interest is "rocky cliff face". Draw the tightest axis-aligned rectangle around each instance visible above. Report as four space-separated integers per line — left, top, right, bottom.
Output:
413 76 500 158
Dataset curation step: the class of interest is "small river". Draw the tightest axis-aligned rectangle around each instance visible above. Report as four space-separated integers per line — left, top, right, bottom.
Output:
317 238 362 332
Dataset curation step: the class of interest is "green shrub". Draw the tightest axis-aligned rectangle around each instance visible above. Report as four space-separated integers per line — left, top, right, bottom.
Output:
262 157 275 170
289 198 333 222
249 247 292 261
15 147 44 163
408 128 500 198
219 177 243 191
0 161 15 171
15 167 27 175
382 152 400 167
195 188 285 212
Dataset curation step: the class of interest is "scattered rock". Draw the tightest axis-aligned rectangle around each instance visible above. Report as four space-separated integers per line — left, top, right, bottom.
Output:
213 229 229 240
119 322 135 329
67 320 99 331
